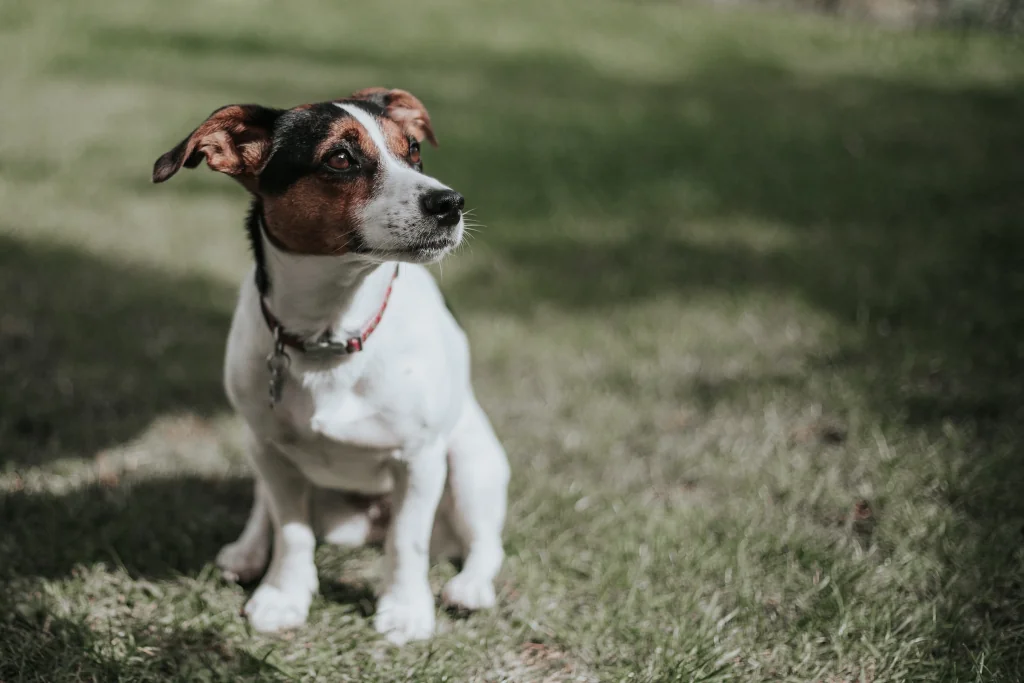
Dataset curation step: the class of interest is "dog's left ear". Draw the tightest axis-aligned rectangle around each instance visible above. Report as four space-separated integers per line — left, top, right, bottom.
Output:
349 88 438 147
152 104 282 184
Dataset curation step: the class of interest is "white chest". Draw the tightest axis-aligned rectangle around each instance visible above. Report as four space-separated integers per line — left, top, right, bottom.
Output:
224 263 468 494
264 374 407 493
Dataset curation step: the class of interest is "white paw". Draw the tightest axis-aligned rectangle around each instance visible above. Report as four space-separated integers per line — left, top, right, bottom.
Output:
374 589 436 645
442 573 496 611
244 584 312 633
217 540 269 583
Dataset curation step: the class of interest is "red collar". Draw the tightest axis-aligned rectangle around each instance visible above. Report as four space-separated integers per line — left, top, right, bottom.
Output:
259 265 399 359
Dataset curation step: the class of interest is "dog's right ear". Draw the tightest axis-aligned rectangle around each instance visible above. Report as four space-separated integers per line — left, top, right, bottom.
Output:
349 88 438 148
152 105 282 184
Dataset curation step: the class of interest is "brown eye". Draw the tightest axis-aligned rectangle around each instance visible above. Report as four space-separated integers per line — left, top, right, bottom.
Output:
326 151 352 170
409 141 421 165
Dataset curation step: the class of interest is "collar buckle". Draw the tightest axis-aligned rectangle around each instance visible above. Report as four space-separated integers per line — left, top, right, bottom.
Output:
299 336 359 361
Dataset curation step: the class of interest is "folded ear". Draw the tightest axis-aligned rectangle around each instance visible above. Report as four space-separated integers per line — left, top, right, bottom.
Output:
349 87 438 147
152 104 281 183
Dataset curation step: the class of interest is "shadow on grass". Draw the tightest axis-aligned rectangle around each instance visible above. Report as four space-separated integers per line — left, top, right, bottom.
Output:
320 579 377 618
1 475 252 580
0 237 272 677
0 235 234 468
0 611 289 683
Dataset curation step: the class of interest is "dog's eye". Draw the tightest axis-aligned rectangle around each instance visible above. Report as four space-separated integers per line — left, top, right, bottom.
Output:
325 151 353 171
409 141 421 166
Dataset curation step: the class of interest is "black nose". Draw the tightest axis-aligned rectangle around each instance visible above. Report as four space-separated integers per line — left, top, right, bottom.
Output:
420 189 465 226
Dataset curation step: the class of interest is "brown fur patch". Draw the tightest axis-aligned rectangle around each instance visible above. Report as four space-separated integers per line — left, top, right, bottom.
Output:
377 117 413 161
152 105 276 183
261 117 386 255
262 174 372 255
314 117 379 162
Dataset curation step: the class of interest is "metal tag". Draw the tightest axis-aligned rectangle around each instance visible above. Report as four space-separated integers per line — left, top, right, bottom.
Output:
266 333 290 407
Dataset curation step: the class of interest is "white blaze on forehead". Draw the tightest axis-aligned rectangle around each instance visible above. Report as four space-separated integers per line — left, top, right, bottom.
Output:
336 103 401 168
332 101 455 255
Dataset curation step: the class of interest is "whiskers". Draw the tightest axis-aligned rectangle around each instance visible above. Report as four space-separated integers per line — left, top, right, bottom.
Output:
331 233 357 255
460 207 486 242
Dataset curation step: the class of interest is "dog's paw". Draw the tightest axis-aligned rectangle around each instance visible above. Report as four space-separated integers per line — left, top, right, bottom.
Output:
442 573 496 611
217 540 269 583
244 584 312 633
374 589 436 645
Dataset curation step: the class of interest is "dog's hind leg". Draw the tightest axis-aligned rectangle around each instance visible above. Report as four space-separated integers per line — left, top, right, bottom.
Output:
440 391 510 611
315 489 389 547
216 479 272 583
430 490 463 560
315 488 460 557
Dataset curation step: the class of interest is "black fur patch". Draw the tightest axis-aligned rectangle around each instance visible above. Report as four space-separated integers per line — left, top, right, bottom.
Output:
259 104 346 196
245 199 270 295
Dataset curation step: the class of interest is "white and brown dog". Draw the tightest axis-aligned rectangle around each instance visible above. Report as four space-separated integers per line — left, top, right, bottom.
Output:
152 88 510 645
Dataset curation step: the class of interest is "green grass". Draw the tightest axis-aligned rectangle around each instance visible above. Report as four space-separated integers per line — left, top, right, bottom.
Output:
2 1 1023 680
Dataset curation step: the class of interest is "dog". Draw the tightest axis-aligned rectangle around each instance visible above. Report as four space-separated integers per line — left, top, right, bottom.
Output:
152 88 510 645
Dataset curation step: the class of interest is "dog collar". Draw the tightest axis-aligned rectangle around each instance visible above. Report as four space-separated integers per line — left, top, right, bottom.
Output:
260 264 399 357
260 265 399 405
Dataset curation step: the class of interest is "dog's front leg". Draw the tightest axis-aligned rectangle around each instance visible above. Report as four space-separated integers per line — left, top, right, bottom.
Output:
243 442 318 633
374 438 447 645
216 479 271 582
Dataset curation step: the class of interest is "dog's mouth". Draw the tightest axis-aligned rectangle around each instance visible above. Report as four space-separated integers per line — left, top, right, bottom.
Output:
415 232 461 251
388 238 459 262
362 219 463 263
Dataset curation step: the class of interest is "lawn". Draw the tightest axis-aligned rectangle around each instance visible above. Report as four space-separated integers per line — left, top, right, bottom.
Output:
2 1 1023 680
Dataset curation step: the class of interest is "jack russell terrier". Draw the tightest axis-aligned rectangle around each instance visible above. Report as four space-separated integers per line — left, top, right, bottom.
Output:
152 88 510 645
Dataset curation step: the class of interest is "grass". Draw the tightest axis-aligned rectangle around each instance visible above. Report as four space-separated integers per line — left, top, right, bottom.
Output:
1 0 1023 680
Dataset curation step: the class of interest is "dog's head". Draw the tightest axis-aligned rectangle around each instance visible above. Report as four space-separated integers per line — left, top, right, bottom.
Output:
152 88 463 264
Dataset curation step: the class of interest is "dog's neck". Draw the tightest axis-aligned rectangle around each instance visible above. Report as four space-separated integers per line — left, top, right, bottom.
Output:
254 212 395 343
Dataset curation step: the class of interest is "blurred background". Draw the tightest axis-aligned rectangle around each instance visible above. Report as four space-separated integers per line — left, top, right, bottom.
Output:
1 1 1022 681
